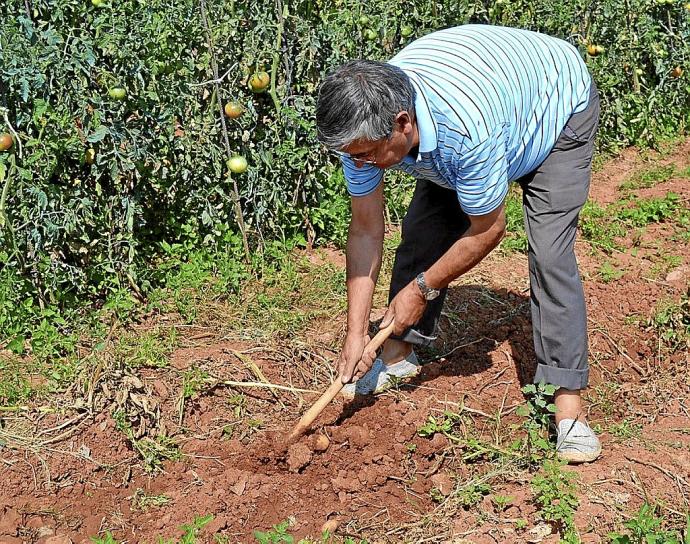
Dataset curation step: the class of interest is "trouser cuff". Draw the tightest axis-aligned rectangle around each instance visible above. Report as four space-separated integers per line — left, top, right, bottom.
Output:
533 364 589 391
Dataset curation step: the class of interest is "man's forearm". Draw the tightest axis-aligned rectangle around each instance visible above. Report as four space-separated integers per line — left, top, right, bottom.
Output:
424 221 504 289
345 228 384 336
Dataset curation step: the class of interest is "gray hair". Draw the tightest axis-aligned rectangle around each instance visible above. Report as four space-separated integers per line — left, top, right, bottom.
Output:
316 60 416 150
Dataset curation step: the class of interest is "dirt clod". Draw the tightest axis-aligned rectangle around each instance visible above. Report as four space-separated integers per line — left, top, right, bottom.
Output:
287 443 312 472
430 472 455 496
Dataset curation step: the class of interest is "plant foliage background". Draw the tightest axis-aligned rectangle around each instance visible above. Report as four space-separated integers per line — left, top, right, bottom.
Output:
1 0 689 350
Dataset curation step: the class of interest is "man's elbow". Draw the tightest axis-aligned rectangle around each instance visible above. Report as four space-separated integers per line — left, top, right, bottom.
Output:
488 219 506 248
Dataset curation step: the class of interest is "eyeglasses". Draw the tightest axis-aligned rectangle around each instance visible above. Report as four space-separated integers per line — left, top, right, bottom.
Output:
329 149 378 166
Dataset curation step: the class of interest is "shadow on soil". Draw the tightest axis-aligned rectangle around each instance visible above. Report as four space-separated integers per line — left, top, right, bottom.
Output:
337 283 538 424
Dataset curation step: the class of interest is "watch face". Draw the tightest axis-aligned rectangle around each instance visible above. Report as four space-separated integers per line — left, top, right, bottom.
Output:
426 290 440 301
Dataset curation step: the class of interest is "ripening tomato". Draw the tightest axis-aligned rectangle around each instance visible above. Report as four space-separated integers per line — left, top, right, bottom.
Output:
224 101 244 119
248 72 270 93
0 133 13 152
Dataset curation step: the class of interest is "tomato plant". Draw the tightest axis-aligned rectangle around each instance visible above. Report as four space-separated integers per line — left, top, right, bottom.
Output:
0 0 689 348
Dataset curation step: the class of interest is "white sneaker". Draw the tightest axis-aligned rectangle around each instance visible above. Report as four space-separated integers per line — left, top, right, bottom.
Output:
556 419 602 464
341 352 420 399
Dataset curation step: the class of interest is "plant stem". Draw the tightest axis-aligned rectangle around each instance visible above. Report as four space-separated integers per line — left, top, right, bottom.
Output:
198 0 251 262
269 0 286 113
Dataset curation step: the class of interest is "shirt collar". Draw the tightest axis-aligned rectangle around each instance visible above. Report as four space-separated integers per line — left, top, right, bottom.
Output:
408 75 438 156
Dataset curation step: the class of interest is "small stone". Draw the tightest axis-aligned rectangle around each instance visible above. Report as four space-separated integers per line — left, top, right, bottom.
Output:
313 434 330 452
666 267 688 282
36 526 55 538
44 536 73 544
321 518 340 534
527 523 552 542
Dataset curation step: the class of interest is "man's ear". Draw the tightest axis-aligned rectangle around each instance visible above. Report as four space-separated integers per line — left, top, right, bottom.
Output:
394 110 414 135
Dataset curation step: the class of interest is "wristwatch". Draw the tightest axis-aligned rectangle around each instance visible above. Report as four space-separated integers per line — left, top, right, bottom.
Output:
415 272 441 301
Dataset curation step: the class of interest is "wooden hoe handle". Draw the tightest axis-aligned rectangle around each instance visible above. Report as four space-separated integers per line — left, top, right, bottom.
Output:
286 320 395 444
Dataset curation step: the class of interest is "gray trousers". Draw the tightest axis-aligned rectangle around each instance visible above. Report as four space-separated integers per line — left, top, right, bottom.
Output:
389 83 600 391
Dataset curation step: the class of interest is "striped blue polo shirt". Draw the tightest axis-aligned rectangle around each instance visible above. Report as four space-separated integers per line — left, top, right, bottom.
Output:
342 24 592 215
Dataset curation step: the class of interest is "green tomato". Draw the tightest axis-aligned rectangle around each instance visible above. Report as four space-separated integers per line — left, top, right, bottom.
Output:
401 25 414 38
228 155 248 174
358 15 370 25
108 87 126 100
84 148 96 164
365 29 377 41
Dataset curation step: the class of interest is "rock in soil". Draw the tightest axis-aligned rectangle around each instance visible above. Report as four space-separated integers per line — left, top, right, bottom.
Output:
313 434 330 452
321 518 340 534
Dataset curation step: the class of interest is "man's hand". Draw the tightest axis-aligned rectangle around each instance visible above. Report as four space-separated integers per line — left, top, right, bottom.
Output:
338 333 378 384
381 279 427 336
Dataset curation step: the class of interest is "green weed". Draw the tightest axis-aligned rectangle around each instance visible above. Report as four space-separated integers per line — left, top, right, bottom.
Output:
116 327 178 368
254 521 295 544
0 354 36 405
590 382 622 419
619 165 676 191
501 187 528 254
650 294 690 352
615 192 683 227
531 460 580 541
131 489 170 511
182 368 210 400
91 515 214 544
516 382 558 463
91 533 119 544
579 201 625 253
113 410 181 472
608 418 643 440
598 261 625 283
456 482 491 508
157 515 215 544
492 494 515 512
417 413 455 438
649 254 683 279
609 503 689 543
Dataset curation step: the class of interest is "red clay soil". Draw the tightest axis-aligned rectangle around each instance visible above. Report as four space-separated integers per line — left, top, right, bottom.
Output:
1 142 689 543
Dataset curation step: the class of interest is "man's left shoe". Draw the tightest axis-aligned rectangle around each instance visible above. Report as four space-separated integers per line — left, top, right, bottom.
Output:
556 419 602 464
341 351 420 399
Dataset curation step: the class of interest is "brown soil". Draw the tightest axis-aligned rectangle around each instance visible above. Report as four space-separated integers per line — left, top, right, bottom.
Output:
1 141 689 543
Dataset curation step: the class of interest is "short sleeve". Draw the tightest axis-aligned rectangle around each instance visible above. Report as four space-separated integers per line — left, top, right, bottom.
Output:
341 156 384 197
451 125 509 215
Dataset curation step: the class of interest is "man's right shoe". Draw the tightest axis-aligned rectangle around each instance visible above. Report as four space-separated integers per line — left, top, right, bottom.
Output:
556 418 602 464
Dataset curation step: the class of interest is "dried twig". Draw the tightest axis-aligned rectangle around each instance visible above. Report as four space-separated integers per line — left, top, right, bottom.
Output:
589 319 647 376
218 379 317 394
626 455 690 500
